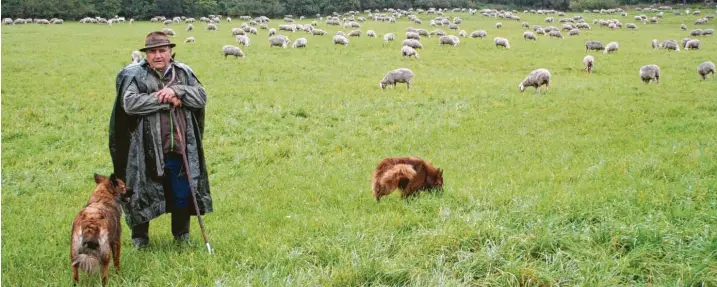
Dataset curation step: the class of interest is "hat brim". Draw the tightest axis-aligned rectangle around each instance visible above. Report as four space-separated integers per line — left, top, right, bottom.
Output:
139 43 176 52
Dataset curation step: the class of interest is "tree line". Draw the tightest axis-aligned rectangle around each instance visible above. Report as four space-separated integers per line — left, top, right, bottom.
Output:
0 0 710 21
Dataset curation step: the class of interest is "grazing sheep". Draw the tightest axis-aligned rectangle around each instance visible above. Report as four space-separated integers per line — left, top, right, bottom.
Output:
439 35 459 46
682 38 692 48
604 42 619 54
269 36 289 48
519 68 551 94
690 29 703 36
523 31 537 40
162 28 176 37
207 23 217 31
470 30 487 38
384 33 395 42
348 30 361 37
459 30 467 37
367 30 377 38
703 29 714 36
379 68 414 90
626 23 638 29
651 39 659 49
131 50 141 64
401 45 419 59
231 28 246 36
406 32 421 40
268 28 276 36
549 30 564 39
685 39 700 50
639 65 660 84
585 40 605 52
402 39 423 49
311 29 327 36
494 37 510 48
496 22 502 29
681 24 687 30
184 36 195 44
661 40 680 51
583 55 594 73
236 35 250 46
222 45 245 58
336 31 345 36
186 24 194 31
697 61 715 80
568 29 580 36
292 37 307 48
333 35 349 45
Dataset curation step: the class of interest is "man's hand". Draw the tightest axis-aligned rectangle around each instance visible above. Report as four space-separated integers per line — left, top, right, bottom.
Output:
169 97 182 108
156 87 177 104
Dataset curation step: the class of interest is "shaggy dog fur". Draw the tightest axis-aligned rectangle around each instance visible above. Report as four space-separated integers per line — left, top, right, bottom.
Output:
371 157 443 201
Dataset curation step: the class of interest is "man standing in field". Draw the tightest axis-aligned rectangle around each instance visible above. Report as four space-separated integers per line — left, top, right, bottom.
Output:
109 31 213 248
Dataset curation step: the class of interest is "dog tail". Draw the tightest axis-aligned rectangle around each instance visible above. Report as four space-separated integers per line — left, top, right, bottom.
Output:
73 253 101 274
71 223 104 273
373 164 417 200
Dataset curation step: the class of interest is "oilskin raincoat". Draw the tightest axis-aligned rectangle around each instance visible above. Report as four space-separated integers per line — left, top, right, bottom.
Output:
109 59 212 228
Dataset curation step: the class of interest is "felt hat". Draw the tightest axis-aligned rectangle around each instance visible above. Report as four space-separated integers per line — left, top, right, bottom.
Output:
139 31 176 52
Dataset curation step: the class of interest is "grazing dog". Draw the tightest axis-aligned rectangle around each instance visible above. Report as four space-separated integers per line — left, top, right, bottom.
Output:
71 174 133 286
372 157 443 201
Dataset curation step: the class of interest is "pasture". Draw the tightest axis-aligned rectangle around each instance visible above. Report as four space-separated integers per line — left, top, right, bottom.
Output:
2 10 717 286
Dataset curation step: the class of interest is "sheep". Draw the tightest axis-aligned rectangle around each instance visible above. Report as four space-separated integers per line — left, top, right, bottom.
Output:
681 24 687 30
685 39 700 50
292 37 307 48
604 42 619 54
703 29 714 36
496 22 502 29
439 35 460 46
690 29 703 36
406 32 421 40
336 31 345 37
523 31 537 40
568 29 580 36
651 39 659 50
682 38 692 48
379 68 414 90
585 40 605 52
518 68 551 94
367 30 377 38
626 23 637 29
184 36 195 44
459 30 467 37
268 28 276 36
131 50 141 64
384 33 395 42
206 23 217 31
236 35 250 46
697 61 715 80
333 35 349 45
583 55 594 73
548 30 564 39
269 36 289 48
402 39 423 49
222 45 245 58
162 28 176 37
348 30 361 37
494 37 510 49
231 28 246 36
470 30 487 38
661 40 680 51
401 45 419 59
311 29 327 36
639 65 660 84
186 24 194 31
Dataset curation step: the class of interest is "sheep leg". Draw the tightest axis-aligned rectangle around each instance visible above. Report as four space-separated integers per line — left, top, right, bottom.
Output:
407 81 411 91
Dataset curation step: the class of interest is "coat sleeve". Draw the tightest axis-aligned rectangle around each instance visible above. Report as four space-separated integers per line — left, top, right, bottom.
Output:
169 71 207 110
123 77 172 116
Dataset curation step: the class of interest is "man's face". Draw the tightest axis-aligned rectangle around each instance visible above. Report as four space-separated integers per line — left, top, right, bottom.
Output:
145 46 171 70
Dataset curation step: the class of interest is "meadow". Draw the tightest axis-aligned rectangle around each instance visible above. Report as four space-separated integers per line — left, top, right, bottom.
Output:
2 9 717 286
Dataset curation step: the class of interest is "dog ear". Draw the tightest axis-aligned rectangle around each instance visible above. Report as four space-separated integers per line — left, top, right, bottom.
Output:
94 173 107 184
109 173 119 187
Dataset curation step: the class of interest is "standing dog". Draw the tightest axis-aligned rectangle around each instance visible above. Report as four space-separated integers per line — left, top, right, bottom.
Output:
371 157 443 201
71 174 133 286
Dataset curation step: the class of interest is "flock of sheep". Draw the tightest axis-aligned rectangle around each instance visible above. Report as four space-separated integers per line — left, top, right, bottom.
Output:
16 5 710 92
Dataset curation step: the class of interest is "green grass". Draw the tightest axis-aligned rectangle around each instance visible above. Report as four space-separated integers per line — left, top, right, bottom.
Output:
2 11 717 286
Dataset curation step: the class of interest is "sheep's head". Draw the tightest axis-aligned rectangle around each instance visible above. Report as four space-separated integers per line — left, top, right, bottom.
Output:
380 81 387 89
518 83 525 93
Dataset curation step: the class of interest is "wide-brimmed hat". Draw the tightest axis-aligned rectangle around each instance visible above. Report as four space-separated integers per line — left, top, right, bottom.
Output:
139 31 176 52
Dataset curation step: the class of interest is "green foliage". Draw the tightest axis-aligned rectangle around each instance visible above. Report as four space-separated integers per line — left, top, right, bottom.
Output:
569 0 619 11
2 10 717 286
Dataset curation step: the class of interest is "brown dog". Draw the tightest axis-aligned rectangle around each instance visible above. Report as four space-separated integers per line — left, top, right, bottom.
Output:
371 157 443 201
71 174 132 286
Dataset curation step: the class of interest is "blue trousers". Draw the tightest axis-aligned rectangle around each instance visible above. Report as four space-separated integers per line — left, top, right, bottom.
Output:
165 153 191 210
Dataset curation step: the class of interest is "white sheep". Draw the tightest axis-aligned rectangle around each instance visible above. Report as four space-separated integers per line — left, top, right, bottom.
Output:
604 42 619 54
269 36 288 48
661 40 680 51
348 30 361 37
379 68 414 90
207 23 217 31
162 28 176 37
523 31 537 40
236 35 250 46
367 30 377 38
383 33 395 42
583 55 594 73
131 50 141 64
459 30 467 37
496 22 502 29
269 28 276 36
333 35 349 45
292 37 307 48
184 36 195 44
231 28 246 35
568 29 580 36
549 30 564 39
494 37 510 49
186 24 194 31
651 39 659 50
406 32 421 40
222 45 245 58
639 65 660 84
519 68 551 94
698 61 715 80
685 39 700 50
402 39 423 49
681 24 687 30
311 29 327 35
439 35 459 46
401 45 419 59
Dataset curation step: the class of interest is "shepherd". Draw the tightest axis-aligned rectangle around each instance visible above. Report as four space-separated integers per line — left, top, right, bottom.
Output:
109 31 213 249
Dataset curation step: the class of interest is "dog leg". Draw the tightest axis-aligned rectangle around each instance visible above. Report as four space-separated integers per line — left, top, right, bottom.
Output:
72 264 79 285
101 263 109 287
111 241 121 272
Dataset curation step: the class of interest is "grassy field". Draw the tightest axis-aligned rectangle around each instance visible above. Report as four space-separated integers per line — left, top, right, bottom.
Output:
2 10 717 286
